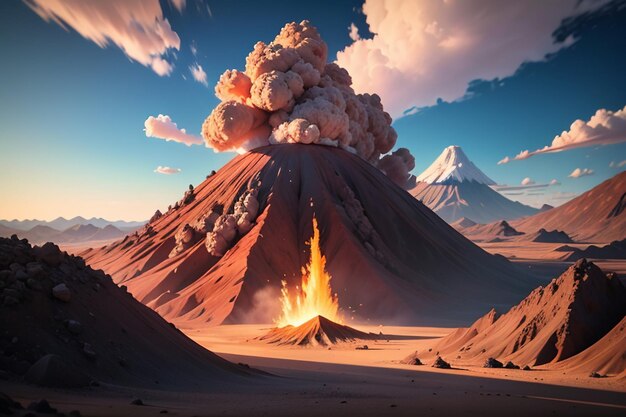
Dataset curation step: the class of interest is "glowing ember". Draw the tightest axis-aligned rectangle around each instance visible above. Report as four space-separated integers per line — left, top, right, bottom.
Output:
276 217 341 328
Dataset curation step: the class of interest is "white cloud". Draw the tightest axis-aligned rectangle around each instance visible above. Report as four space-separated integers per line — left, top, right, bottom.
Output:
521 177 535 186
190 42 198 56
610 160 626 168
336 0 607 118
497 156 510 165
568 167 594 178
169 0 186 13
348 23 360 41
549 179 561 185
500 105 626 163
144 114 203 146
190 63 208 86
154 166 181 175
24 0 180 76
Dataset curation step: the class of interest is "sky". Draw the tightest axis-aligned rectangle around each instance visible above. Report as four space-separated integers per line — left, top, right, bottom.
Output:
0 0 625 221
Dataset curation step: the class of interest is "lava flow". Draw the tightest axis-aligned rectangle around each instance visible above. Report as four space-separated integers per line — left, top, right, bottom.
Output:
276 217 341 328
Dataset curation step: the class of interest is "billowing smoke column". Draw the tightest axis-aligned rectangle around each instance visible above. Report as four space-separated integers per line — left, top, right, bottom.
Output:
202 20 414 186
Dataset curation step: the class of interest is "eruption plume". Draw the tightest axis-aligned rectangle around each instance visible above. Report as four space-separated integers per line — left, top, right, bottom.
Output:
202 20 414 186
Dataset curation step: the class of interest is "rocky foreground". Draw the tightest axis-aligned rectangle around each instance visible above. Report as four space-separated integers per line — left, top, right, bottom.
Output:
0 235 253 390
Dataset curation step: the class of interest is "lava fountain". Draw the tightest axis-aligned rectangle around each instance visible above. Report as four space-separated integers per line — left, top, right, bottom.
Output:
276 217 341 328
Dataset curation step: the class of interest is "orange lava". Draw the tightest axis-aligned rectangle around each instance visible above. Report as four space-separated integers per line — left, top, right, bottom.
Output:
276 217 341 327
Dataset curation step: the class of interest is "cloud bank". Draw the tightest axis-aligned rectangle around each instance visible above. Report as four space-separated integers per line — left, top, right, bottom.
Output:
336 0 607 118
144 114 203 146
201 20 413 186
500 105 626 163
24 0 180 76
154 166 181 174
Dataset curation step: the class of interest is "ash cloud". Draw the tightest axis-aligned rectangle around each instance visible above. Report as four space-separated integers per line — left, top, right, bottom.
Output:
201 20 413 187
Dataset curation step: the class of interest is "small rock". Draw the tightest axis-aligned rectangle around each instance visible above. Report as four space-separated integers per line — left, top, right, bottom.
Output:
65 320 83 335
3 288 20 299
26 278 42 291
82 343 96 360
130 398 144 406
484 358 503 368
431 356 451 369
26 263 44 278
3 296 19 306
35 242 64 266
52 283 71 302
27 399 57 414
355 345 369 350
504 361 519 369
14 270 28 281
589 371 603 378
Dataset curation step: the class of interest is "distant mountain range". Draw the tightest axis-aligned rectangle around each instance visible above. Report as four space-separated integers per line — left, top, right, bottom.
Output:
0 216 145 232
410 146 538 224
0 217 145 246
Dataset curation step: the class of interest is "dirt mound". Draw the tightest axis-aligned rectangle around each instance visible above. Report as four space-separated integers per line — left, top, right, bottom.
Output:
462 220 524 240
82 145 534 328
523 228 573 243
0 236 251 388
559 239 626 261
258 315 374 346
512 171 626 242
450 217 477 229
430 260 626 370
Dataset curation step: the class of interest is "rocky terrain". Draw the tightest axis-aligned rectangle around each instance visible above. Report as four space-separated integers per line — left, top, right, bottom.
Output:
0 235 253 389
419 260 626 375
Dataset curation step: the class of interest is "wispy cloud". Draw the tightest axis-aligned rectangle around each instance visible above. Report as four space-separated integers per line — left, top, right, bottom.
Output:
609 160 626 168
521 177 535 186
154 166 181 175
168 0 186 13
24 0 180 76
144 114 203 146
568 167 594 178
189 63 208 86
499 105 626 163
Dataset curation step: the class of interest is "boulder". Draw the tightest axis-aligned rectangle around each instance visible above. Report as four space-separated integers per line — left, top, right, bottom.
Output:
431 356 451 369
484 357 503 368
24 354 91 388
52 283 71 302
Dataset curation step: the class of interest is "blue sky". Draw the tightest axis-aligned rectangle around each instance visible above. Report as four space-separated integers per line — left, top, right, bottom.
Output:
0 0 625 220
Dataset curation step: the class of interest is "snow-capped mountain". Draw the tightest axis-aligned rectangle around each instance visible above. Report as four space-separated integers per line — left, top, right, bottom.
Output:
416 145 496 185
410 146 538 224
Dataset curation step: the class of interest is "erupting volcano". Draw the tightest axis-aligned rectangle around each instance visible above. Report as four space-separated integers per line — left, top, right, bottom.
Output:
276 217 341 327
81 19 536 329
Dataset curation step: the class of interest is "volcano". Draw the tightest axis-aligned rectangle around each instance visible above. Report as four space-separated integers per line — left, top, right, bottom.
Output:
410 146 538 224
83 144 533 328
258 315 374 346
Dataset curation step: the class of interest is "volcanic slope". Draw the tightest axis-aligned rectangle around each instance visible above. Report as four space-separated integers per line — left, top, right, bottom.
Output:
410 146 538 224
83 145 534 328
512 171 626 242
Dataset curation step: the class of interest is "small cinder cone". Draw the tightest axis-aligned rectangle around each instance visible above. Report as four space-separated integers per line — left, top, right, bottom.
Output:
258 315 374 346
